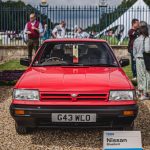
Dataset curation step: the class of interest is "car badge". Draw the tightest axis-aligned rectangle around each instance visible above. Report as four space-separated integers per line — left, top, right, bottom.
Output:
71 94 77 98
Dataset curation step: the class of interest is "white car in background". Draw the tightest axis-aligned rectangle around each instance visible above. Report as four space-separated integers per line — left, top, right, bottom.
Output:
65 32 75 38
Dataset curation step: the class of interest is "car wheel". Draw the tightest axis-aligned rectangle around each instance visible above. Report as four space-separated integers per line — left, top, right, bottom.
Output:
15 123 29 135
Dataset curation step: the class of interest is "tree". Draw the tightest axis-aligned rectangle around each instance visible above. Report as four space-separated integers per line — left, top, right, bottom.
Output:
0 1 53 32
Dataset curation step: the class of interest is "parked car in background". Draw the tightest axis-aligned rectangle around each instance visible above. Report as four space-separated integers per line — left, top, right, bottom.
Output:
65 32 75 38
10 39 138 134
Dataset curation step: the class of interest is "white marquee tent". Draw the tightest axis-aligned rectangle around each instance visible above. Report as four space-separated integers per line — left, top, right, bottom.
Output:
97 0 150 44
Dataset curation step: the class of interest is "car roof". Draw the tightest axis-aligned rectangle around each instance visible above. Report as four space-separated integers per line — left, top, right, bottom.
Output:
44 38 106 43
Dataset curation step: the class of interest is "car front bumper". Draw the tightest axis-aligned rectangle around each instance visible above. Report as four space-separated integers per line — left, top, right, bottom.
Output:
10 104 138 128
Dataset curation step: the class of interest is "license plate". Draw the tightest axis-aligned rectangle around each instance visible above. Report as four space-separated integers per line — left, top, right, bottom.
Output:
52 113 96 122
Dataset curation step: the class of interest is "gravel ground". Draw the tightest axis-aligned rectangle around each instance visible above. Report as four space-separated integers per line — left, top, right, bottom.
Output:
0 86 150 150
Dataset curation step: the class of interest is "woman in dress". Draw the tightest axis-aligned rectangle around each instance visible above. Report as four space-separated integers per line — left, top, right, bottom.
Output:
133 25 150 100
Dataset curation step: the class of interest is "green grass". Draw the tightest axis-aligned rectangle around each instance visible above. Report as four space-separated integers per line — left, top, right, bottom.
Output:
0 60 27 70
123 65 133 79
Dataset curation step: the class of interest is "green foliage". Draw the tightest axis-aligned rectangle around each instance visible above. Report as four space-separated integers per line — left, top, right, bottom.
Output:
142 0 150 5
100 35 119 45
0 60 26 70
118 0 137 9
121 37 129 45
0 0 26 7
0 1 53 32
100 35 129 45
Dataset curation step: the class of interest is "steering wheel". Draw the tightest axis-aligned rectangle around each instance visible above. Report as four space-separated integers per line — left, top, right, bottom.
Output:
46 57 62 62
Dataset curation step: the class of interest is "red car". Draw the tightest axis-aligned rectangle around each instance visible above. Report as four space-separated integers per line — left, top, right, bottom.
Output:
10 39 138 134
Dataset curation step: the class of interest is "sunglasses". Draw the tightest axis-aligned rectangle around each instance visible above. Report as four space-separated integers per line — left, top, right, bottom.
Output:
30 17 35 19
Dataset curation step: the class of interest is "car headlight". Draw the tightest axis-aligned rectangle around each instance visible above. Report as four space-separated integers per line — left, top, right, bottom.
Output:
13 89 39 100
109 90 135 101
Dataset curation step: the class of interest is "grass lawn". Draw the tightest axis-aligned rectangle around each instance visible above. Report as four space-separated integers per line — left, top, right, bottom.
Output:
0 60 27 70
123 65 133 79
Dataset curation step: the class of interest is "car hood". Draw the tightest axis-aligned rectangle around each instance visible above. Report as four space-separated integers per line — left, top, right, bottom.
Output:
16 67 133 92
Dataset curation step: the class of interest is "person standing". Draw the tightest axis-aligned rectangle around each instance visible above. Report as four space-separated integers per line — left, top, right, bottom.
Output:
90 30 97 39
52 21 66 39
24 13 43 60
42 24 51 41
133 25 150 100
75 27 90 39
128 19 140 81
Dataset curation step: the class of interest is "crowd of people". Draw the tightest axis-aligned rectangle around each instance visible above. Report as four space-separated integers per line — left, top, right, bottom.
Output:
51 21 92 39
23 13 95 59
128 19 150 100
24 13 150 100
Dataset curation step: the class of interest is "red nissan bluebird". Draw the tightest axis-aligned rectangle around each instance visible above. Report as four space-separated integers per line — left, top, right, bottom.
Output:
10 39 138 134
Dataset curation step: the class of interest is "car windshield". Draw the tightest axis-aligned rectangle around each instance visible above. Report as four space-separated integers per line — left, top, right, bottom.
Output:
32 42 118 67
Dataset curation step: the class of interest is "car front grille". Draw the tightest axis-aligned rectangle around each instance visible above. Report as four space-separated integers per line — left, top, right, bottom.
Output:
77 94 107 101
40 93 72 101
40 92 108 101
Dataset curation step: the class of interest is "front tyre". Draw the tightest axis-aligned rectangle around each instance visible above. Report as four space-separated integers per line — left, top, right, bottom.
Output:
123 122 134 131
15 123 29 135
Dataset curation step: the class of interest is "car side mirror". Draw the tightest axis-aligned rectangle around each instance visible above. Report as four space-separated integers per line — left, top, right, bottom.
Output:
119 58 130 67
20 58 31 67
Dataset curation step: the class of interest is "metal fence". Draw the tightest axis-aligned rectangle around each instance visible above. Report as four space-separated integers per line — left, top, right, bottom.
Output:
0 4 150 46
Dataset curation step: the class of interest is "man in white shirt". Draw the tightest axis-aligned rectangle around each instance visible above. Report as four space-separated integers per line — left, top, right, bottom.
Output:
52 21 66 39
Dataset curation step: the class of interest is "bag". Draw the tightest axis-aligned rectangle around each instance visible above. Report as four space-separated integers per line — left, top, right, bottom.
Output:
143 37 150 71
143 52 150 71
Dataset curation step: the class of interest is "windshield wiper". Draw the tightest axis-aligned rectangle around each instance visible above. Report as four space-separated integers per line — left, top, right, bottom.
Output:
38 64 69 66
63 64 84 66
32 62 68 67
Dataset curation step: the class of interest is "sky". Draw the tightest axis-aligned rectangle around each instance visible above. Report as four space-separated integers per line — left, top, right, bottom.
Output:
2 0 123 6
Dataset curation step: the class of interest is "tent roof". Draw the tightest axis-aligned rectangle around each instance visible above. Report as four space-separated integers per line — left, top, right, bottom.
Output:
97 0 150 42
